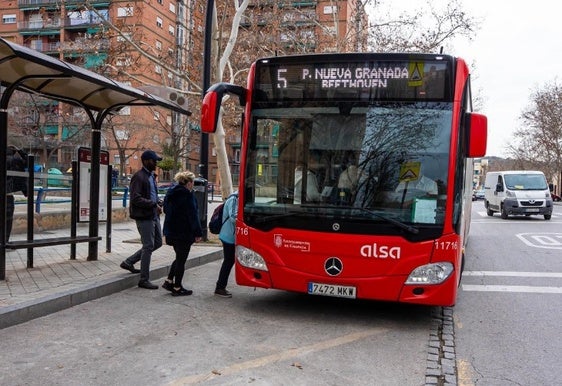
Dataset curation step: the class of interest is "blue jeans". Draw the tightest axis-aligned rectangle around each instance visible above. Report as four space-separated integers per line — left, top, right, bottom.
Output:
126 217 162 282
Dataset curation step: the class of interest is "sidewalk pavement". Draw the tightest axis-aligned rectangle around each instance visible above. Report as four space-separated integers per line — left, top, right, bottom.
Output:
0 210 224 329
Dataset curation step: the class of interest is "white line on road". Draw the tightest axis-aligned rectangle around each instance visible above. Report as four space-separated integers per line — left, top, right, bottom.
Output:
462 285 562 294
464 271 562 278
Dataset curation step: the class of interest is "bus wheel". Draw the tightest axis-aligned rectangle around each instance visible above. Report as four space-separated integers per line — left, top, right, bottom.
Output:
501 206 509 219
544 214 552 220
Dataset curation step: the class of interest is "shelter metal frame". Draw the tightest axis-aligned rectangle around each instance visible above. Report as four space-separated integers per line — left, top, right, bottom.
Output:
0 38 191 280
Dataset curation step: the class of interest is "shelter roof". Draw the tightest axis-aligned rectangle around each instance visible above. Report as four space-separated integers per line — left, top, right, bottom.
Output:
0 38 191 115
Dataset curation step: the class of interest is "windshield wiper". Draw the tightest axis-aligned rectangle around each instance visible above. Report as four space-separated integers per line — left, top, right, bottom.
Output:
357 207 419 234
253 211 299 224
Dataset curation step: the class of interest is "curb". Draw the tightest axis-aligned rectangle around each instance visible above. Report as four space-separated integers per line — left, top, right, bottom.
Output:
0 249 223 329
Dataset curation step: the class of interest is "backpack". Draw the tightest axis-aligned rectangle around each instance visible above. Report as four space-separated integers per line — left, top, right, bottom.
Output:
208 202 226 234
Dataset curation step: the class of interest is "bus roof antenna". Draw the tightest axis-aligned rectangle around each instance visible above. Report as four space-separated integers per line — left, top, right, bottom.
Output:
439 46 444 54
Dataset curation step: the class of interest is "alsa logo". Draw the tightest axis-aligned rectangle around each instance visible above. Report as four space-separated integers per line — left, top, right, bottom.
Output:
360 243 401 259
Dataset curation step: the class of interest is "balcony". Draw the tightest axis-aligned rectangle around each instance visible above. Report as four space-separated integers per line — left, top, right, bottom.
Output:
19 0 110 9
59 38 110 52
64 13 108 30
23 41 60 54
18 0 59 10
18 18 61 34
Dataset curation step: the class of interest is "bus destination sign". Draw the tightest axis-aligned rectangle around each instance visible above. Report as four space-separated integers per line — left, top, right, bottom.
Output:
255 58 451 102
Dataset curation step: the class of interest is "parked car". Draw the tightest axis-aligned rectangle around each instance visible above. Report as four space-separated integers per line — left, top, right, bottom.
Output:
472 189 485 201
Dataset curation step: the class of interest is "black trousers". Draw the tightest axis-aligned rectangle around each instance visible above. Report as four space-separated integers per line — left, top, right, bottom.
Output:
167 238 193 287
217 241 235 290
6 195 14 241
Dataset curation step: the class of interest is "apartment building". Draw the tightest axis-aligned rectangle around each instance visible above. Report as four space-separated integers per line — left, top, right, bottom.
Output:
1 0 366 184
0 0 204 180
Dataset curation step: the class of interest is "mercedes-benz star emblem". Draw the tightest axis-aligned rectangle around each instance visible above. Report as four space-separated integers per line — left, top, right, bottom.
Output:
324 257 343 276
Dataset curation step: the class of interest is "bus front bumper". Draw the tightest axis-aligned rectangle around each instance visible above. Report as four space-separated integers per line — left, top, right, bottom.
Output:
235 263 458 307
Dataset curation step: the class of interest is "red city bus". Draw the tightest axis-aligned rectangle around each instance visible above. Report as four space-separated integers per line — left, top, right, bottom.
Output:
201 53 487 306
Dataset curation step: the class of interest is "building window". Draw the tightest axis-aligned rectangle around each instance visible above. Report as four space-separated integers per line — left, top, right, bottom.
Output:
156 17 163 28
115 57 132 66
116 32 132 42
168 25 174 36
116 130 129 140
2 14 16 24
155 64 162 74
157 0 163 4
117 7 133 17
169 3 176 13
155 40 162 50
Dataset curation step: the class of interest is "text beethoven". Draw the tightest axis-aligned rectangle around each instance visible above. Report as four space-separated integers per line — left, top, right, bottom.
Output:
303 67 409 89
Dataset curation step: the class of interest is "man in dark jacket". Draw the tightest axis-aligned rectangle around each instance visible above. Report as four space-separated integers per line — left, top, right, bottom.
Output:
6 146 28 243
120 150 163 289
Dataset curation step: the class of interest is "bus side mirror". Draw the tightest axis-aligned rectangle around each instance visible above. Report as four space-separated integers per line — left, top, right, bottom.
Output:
201 91 221 133
466 112 487 157
201 83 247 134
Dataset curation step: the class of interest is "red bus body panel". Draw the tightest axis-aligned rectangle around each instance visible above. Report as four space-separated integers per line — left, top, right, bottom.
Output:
235 226 461 306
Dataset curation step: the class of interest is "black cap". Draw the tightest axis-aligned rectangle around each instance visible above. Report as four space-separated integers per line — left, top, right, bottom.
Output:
141 150 162 161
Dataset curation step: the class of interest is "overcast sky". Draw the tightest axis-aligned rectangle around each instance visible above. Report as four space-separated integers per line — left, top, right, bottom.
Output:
375 0 561 157
452 0 561 157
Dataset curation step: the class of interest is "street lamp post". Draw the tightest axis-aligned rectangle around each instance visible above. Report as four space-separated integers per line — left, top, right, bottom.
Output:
200 0 214 181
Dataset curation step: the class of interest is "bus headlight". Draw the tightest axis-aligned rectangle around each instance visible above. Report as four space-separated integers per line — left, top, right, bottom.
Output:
236 245 268 271
405 262 454 285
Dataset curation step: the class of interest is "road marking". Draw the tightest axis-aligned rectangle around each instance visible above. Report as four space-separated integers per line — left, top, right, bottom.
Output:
167 328 387 385
516 232 562 249
462 285 562 294
464 271 562 278
457 359 476 386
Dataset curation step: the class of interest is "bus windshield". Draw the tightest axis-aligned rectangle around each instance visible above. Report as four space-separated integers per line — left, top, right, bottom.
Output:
244 102 452 235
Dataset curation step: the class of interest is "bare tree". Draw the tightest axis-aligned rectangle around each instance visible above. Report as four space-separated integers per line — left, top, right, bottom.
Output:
369 0 478 53
508 80 562 182
51 0 478 196
8 91 90 168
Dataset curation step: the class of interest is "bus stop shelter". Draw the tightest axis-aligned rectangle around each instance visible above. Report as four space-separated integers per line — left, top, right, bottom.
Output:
0 37 191 280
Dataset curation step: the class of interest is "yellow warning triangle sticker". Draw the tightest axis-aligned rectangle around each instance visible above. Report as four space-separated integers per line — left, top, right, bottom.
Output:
399 161 421 182
400 169 417 180
408 62 424 87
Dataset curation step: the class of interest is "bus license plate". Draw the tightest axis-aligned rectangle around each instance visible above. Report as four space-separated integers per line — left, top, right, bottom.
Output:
308 282 356 299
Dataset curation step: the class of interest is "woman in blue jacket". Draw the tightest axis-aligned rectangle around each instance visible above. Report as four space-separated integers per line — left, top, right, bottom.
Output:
215 191 238 297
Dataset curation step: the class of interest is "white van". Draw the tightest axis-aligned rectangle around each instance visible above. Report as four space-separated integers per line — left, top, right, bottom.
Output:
484 171 553 220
